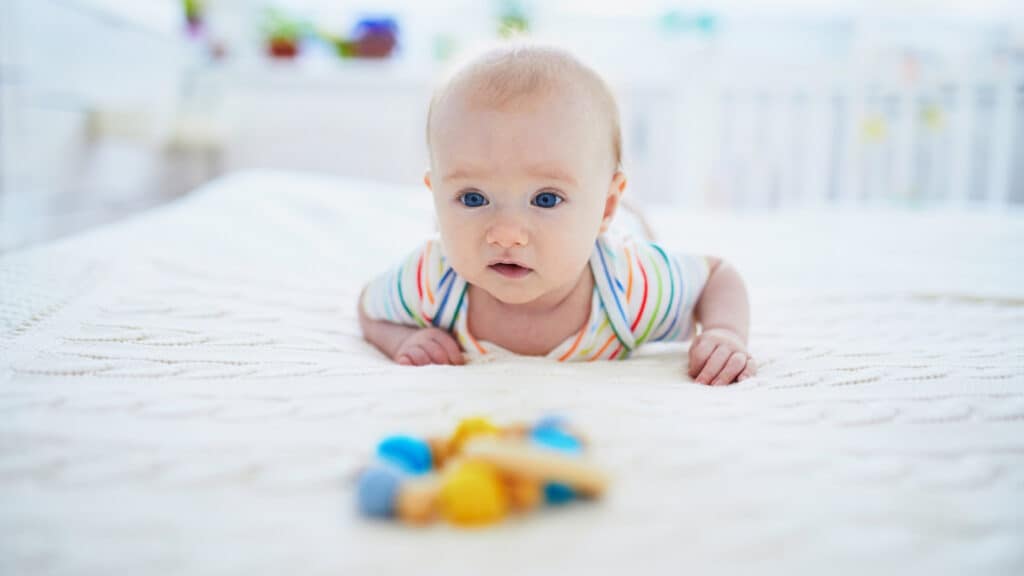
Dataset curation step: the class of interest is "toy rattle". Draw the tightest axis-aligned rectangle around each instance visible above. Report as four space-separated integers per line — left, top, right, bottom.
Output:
356 416 607 527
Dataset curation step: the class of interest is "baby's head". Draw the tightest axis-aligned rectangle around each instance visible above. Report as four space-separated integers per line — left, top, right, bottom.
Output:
424 44 626 306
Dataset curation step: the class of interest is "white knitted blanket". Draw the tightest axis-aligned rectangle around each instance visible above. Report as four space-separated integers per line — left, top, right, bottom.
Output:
1 172 1022 576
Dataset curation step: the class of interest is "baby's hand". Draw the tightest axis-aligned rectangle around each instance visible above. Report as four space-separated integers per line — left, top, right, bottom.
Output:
395 327 465 366
687 327 756 385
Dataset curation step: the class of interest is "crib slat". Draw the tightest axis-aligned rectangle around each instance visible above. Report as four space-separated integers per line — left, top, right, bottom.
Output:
948 80 973 206
668 57 1017 211
893 87 915 206
805 86 832 207
1012 82 1024 205
988 76 1016 208
784 90 806 207
837 81 859 206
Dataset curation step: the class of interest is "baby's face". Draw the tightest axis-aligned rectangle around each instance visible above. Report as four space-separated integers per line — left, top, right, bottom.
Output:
427 90 619 306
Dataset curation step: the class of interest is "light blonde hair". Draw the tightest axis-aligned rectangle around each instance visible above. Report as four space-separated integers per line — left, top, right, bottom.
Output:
426 43 623 170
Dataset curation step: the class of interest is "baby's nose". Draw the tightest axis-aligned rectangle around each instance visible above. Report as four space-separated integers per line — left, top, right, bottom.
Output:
486 222 528 248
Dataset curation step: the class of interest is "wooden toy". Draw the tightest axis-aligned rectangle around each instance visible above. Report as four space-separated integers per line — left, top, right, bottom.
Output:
355 416 606 527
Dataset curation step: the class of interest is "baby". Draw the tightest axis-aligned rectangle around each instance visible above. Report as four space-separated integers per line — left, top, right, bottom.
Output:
358 44 755 385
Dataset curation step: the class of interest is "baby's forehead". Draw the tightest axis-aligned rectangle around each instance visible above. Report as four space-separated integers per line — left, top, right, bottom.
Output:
433 85 591 138
428 47 620 167
431 95 606 178
434 53 609 122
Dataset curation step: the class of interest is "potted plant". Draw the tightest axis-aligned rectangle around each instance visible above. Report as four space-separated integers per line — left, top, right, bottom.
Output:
262 9 305 59
183 0 205 34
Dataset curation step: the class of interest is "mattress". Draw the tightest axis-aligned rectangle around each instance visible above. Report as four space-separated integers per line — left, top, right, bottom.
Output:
1 171 1022 575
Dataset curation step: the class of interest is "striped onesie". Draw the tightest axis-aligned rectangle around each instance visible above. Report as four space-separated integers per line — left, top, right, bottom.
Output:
360 234 710 361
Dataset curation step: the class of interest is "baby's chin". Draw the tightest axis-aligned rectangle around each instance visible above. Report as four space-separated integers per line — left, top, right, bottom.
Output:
473 277 545 305
480 286 540 305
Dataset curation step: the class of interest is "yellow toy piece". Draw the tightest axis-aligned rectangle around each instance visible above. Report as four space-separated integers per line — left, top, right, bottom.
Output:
440 460 508 526
358 415 605 528
447 417 499 455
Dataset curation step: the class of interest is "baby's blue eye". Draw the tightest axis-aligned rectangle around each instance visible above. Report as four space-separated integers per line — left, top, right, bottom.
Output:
459 191 488 208
532 191 563 208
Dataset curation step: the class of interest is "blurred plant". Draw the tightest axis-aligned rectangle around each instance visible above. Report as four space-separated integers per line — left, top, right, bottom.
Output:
183 0 205 34
325 33 358 59
497 1 530 38
261 8 309 59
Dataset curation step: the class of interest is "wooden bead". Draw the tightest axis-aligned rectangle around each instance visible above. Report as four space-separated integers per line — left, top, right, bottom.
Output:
463 438 608 497
426 436 450 469
396 475 441 525
503 474 542 511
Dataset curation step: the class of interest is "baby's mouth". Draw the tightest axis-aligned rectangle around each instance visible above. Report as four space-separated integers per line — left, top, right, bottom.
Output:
488 262 533 279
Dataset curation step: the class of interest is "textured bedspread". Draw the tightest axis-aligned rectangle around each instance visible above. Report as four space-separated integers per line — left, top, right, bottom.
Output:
1 172 1022 575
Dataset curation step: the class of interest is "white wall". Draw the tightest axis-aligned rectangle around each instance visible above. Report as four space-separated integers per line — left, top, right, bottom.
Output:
194 1 1024 211
2 1 1022 253
0 0 185 251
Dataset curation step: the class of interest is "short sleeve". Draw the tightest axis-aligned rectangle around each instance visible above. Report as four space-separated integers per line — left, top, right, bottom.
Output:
650 248 711 343
360 239 462 331
591 237 710 350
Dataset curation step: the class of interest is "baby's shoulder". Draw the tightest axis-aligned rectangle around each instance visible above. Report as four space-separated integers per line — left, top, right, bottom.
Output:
590 233 711 310
591 234 677 277
589 234 710 347
402 236 454 274
396 237 446 266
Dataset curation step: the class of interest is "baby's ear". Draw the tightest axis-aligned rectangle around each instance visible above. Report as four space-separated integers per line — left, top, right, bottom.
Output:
600 171 627 233
423 170 432 190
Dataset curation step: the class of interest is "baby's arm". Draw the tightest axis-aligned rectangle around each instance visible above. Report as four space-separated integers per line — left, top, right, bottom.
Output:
358 288 465 366
687 257 756 385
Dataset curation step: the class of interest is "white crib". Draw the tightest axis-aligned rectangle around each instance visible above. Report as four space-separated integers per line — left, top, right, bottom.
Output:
620 58 1024 211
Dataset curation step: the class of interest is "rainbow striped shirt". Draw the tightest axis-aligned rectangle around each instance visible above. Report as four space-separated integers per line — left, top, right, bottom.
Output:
360 235 710 361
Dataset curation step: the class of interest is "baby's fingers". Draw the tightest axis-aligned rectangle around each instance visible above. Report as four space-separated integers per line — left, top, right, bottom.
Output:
687 339 717 377
432 333 465 365
399 347 431 366
420 339 452 365
695 346 732 385
737 357 758 381
711 352 748 386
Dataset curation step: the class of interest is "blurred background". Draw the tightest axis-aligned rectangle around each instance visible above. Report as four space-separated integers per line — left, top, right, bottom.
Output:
0 0 1022 251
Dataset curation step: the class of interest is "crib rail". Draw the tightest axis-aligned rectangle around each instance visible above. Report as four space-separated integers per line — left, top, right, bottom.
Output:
625 60 1024 211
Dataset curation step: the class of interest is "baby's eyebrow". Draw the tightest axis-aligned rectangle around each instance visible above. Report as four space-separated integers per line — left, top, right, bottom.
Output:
442 168 480 181
528 167 578 188
442 166 578 188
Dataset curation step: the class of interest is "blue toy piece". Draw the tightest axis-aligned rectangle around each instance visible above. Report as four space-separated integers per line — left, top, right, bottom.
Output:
357 465 402 517
543 483 576 505
377 435 433 475
530 418 583 505
533 414 569 433
530 426 582 454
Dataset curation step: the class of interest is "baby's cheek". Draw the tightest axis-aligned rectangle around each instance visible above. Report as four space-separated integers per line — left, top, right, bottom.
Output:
445 250 476 281
545 240 591 282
